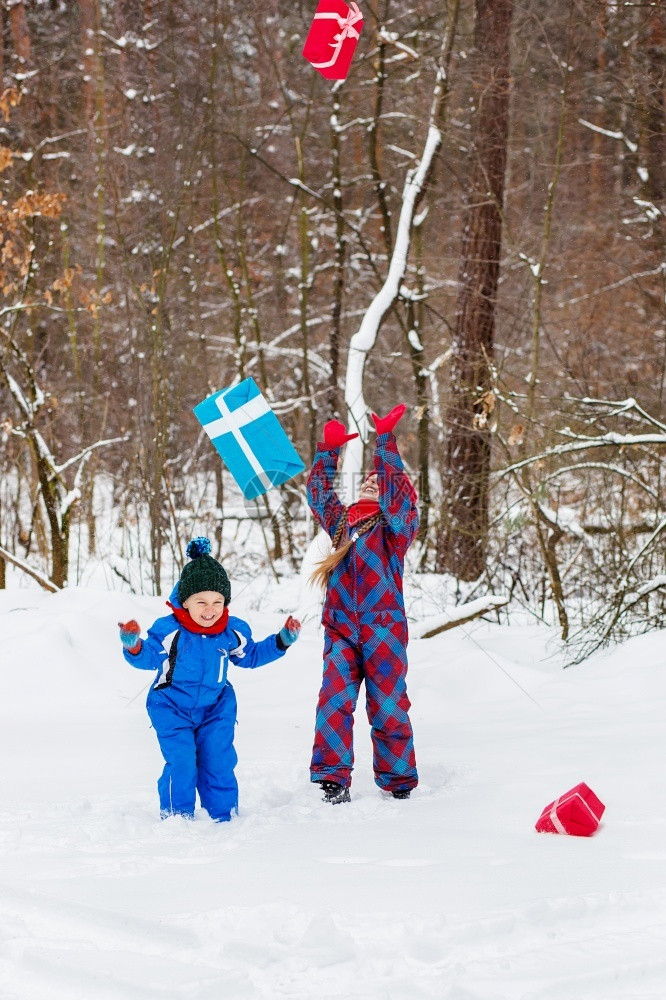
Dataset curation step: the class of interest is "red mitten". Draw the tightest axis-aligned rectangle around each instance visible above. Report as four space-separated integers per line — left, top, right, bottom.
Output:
279 615 301 647
371 404 406 435
118 619 142 655
322 420 359 449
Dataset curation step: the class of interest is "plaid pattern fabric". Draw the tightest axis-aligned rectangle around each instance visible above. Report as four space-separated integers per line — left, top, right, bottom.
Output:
308 433 418 791
307 432 419 619
310 614 417 791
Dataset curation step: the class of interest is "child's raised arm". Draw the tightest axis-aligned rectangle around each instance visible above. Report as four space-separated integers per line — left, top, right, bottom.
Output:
228 616 300 670
307 420 358 538
119 618 172 673
371 405 419 554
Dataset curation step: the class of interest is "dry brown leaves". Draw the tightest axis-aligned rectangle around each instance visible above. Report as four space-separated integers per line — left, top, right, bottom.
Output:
0 88 21 123
472 390 496 430
508 423 525 447
13 192 66 219
79 287 112 317
52 266 81 294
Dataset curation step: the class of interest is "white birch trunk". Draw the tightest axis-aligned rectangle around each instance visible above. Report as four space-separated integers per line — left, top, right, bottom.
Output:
297 126 442 608
340 125 442 501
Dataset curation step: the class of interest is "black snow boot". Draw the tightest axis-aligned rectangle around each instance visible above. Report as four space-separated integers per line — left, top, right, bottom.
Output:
320 780 351 804
391 789 411 800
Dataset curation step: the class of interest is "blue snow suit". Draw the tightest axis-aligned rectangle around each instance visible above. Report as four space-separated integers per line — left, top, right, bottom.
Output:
124 586 286 821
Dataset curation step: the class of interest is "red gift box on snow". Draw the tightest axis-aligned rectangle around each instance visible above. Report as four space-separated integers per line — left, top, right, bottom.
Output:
535 782 605 837
302 1 364 80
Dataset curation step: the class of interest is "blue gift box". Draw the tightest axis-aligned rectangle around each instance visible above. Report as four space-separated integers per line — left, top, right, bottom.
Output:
193 378 306 501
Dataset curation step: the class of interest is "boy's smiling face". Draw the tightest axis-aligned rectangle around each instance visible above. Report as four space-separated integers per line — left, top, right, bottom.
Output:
182 591 226 627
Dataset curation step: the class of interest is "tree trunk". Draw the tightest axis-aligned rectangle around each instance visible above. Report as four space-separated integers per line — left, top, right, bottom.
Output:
77 0 99 120
329 87 345 418
0 515 4 587
406 291 431 556
9 1 30 65
35 462 70 589
589 5 608 201
438 0 513 581
644 8 665 204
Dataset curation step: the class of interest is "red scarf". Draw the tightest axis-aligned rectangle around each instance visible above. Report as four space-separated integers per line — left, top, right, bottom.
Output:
166 602 230 635
347 499 381 527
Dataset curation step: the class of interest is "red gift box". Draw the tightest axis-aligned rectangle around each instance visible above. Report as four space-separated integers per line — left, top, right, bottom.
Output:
535 782 605 837
302 1 364 81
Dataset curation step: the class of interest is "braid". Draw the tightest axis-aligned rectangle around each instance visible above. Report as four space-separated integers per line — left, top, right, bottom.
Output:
330 510 349 551
356 513 382 538
309 511 382 591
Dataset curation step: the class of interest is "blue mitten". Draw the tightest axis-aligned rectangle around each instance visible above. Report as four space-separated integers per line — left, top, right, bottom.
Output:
279 615 301 647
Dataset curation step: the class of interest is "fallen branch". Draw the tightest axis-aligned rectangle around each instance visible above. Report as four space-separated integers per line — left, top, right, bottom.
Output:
410 595 509 639
0 546 60 592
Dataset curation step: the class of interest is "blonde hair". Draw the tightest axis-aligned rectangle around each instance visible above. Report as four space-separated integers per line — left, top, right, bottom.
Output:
309 510 382 591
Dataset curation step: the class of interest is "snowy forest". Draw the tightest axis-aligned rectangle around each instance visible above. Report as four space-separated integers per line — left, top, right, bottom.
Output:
1 0 664 660
2 4 666 996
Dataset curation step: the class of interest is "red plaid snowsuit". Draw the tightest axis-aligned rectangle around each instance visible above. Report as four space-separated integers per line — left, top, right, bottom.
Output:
307 432 419 793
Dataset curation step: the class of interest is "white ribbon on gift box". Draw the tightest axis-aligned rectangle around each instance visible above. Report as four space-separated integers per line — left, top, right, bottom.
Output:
202 391 273 492
548 789 602 834
310 2 363 69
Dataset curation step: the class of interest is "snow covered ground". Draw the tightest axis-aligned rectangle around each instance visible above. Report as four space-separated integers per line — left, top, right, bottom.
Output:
1 580 665 999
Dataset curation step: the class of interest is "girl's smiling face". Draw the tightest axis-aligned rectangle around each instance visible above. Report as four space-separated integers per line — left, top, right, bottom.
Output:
182 591 226 627
359 473 379 500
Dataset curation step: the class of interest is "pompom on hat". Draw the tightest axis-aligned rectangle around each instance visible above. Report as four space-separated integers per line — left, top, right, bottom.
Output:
177 537 231 605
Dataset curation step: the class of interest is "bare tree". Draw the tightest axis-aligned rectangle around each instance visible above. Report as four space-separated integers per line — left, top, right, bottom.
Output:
438 0 513 582
0 324 122 588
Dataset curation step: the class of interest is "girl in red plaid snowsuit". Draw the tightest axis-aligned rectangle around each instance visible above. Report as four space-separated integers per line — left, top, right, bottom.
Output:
307 405 419 803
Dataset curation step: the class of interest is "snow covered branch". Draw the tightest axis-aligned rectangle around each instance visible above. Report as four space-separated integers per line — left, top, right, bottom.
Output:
410 595 510 639
556 264 664 308
573 396 666 435
54 436 128 479
0 546 59 592
631 575 666 602
497 429 666 478
542 462 660 503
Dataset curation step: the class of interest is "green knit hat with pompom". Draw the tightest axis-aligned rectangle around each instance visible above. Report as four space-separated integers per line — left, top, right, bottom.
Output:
178 537 231 605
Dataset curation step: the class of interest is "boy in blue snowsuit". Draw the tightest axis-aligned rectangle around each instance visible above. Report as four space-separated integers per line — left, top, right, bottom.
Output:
119 537 300 821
